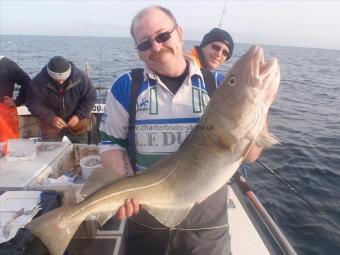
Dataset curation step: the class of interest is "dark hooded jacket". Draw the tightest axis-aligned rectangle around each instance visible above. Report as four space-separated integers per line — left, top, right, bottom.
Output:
27 62 96 125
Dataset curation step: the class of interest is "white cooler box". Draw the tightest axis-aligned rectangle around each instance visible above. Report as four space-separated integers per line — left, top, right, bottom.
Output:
0 142 126 242
27 143 100 205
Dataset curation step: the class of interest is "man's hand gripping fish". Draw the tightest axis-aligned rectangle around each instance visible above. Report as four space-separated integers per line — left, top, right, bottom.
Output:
25 45 281 255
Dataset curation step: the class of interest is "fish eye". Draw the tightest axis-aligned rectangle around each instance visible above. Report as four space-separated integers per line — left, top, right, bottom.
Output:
227 75 237 86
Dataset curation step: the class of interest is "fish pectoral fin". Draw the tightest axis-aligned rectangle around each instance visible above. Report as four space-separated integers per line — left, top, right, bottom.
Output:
143 205 193 228
213 127 237 149
255 132 280 148
81 168 126 198
94 209 119 226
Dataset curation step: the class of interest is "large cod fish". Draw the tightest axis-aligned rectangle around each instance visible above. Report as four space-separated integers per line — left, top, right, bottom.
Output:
25 45 280 255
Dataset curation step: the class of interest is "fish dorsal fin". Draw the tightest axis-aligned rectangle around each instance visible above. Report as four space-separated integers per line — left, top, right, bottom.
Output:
255 132 280 148
81 167 126 198
143 205 193 228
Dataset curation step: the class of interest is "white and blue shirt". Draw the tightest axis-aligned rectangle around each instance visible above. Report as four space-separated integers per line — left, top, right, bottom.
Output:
99 58 224 171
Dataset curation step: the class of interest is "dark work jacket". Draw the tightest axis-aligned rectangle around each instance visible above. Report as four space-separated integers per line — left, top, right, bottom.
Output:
0 56 31 106
27 62 96 125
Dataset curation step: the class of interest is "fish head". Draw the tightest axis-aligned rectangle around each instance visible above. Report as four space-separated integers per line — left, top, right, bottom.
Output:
206 45 280 146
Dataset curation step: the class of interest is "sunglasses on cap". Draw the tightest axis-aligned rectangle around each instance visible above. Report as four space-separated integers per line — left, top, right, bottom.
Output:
211 43 230 58
135 25 177 51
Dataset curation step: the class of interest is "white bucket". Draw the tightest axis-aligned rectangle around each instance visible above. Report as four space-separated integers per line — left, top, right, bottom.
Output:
79 155 102 180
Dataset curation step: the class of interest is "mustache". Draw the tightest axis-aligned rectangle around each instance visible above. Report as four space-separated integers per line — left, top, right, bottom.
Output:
149 47 174 61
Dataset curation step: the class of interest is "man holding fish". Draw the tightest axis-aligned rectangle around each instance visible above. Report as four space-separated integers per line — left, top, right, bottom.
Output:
99 5 271 255
25 5 280 255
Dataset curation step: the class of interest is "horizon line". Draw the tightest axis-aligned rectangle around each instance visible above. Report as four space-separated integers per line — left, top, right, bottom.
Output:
1 33 338 52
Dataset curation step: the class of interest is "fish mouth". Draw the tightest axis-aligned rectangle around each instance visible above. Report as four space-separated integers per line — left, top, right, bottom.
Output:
257 46 278 79
251 46 278 80
260 57 278 79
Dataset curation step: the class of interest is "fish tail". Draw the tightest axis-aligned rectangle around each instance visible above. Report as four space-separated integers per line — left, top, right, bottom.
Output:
25 206 85 255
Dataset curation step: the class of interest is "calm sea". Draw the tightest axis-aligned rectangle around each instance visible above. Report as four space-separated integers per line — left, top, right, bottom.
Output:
1 35 340 255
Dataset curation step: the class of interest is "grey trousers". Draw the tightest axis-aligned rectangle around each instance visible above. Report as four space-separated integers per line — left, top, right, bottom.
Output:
126 184 231 255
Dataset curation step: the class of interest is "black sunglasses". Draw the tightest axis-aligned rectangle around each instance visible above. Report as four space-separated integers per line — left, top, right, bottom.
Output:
135 25 177 51
211 43 230 58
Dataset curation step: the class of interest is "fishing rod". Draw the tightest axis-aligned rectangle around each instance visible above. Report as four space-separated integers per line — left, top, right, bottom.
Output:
98 47 103 102
256 159 340 230
234 171 298 255
218 0 228 28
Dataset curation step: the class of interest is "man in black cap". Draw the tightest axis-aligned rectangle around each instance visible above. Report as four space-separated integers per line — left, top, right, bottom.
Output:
27 56 96 143
188 28 234 70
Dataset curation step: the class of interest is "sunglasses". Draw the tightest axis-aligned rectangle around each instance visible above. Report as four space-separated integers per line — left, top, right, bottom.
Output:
211 43 230 58
135 25 177 51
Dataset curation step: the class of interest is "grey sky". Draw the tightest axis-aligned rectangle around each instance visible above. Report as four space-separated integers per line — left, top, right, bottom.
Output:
0 0 339 50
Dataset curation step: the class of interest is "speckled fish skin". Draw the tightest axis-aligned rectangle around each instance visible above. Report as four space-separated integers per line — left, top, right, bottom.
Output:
25 45 280 255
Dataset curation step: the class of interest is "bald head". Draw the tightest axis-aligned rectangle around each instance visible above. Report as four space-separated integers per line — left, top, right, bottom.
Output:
129 5 186 77
130 6 178 40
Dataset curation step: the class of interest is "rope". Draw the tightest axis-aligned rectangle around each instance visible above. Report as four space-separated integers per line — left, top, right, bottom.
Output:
130 219 229 231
